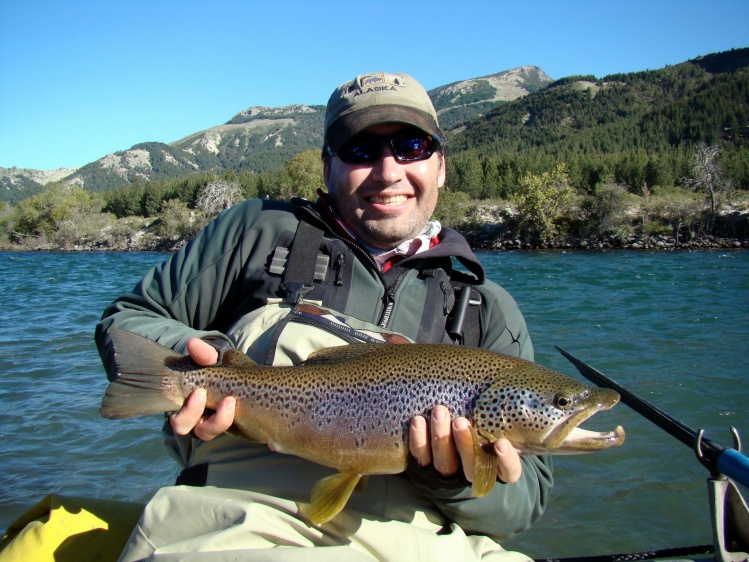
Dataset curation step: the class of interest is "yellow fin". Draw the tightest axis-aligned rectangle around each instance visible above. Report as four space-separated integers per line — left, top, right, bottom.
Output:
470 425 499 498
309 472 361 525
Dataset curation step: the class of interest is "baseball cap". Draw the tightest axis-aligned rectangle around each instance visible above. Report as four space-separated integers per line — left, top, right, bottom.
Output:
323 72 440 152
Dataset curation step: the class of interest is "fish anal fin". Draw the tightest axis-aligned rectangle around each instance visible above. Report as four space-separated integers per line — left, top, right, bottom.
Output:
309 472 361 525
470 426 499 498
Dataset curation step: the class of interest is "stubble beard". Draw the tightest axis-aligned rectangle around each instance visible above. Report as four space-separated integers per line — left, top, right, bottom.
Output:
354 211 430 250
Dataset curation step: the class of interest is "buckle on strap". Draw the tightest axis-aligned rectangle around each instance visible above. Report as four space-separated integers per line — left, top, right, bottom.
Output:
274 221 327 304
281 281 314 304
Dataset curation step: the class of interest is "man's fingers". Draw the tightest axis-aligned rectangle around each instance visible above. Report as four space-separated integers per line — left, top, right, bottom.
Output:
494 437 522 483
430 405 459 476
169 388 207 436
409 415 431 467
169 390 236 442
186 338 219 367
193 396 236 441
452 417 475 482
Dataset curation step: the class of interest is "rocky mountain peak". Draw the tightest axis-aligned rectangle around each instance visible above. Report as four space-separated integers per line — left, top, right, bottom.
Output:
226 104 323 125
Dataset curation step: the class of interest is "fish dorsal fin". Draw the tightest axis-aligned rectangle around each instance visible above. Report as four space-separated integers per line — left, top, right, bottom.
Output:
303 344 383 365
221 349 259 369
469 425 499 498
309 472 361 525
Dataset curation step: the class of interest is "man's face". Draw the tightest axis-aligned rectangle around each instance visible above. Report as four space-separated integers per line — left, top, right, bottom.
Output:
323 123 446 250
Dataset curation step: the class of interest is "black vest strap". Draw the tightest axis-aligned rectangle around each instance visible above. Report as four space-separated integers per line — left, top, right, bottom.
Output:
279 219 485 346
448 285 483 347
281 221 325 303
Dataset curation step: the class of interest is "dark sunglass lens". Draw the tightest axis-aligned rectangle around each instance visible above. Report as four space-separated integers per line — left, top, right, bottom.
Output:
339 135 382 163
392 133 433 161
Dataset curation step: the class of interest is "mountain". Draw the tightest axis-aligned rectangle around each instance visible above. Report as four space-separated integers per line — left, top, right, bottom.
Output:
0 105 326 203
64 104 327 196
0 167 80 203
3 48 748 204
452 48 749 158
429 65 552 129
0 67 550 203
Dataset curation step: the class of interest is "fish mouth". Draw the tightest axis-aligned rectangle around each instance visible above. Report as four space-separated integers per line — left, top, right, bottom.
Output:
555 424 626 452
540 391 626 453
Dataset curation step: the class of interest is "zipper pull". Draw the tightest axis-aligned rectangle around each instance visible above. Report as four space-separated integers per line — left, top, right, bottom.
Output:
440 280 450 314
379 269 408 328
379 291 395 328
334 253 346 286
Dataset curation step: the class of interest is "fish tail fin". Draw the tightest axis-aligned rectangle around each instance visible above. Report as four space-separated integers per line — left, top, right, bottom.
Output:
469 426 499 497
309 472 361 525
100 328 185 419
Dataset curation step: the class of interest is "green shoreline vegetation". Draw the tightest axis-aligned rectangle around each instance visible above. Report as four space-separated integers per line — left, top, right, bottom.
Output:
2 49 748 252
0 143 747 253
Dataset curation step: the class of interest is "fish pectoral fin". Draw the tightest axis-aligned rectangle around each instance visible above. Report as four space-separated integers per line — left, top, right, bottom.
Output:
470 426 499 498
309 472 361 525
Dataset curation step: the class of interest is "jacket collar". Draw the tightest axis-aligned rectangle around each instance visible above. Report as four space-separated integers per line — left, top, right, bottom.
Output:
293 196 486 284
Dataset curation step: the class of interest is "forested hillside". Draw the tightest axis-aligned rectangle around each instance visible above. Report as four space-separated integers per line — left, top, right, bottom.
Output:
2 48 748 251
445 48 749 199
0 67 549 204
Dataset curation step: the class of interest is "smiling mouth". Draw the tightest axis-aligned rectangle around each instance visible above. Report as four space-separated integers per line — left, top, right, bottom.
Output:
368 195 409 205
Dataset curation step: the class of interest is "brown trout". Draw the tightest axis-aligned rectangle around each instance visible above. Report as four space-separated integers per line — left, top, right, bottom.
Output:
100 328 625 524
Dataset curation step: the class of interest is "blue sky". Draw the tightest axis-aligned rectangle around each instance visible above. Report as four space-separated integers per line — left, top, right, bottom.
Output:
1 0 748 171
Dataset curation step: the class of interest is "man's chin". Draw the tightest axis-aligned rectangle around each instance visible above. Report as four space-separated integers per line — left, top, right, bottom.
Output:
358 222 417 250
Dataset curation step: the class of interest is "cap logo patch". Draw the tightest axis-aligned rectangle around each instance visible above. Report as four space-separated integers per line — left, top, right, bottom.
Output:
353 85 398 97
348 73 406 98
323 71 439 148
359 73 404 88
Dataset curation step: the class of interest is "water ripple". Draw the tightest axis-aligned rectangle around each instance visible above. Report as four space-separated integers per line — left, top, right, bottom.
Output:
1 249 747 558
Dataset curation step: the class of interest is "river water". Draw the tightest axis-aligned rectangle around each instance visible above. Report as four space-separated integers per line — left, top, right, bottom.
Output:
0 249 747 558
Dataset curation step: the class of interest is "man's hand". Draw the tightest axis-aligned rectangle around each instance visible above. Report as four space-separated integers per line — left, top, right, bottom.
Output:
168 338 236 441
409 405 522 484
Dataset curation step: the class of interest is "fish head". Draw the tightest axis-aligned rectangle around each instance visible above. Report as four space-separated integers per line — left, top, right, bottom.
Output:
473 365 625 455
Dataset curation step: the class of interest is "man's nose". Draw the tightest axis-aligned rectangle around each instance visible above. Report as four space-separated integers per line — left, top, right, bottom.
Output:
371 144 404 185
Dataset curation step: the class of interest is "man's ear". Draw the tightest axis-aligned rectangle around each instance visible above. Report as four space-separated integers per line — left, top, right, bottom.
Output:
437 153 446 189
323 156 331 188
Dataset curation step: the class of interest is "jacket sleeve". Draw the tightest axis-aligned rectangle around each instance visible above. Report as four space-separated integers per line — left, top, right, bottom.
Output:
94 199 293 380
406 280 554 541
95 200 293 468
95 205 244 379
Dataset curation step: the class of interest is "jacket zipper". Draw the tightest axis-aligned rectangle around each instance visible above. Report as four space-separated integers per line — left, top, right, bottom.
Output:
333 253 345 286
378 268 409 328
297 204 409 329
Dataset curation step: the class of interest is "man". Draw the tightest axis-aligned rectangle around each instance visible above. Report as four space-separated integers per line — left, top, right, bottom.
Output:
96 71 552 561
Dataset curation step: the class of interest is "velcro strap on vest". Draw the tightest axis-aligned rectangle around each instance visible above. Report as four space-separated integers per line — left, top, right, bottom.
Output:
278 221 326 303
270 248 329 282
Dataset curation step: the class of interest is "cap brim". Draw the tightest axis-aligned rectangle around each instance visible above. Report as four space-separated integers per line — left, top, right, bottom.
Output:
326 106 439 152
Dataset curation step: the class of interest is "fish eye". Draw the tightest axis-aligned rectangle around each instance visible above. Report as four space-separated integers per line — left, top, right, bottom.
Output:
553 393 575 410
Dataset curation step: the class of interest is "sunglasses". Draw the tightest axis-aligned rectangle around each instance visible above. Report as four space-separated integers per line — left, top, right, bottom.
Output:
328 130 440 165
